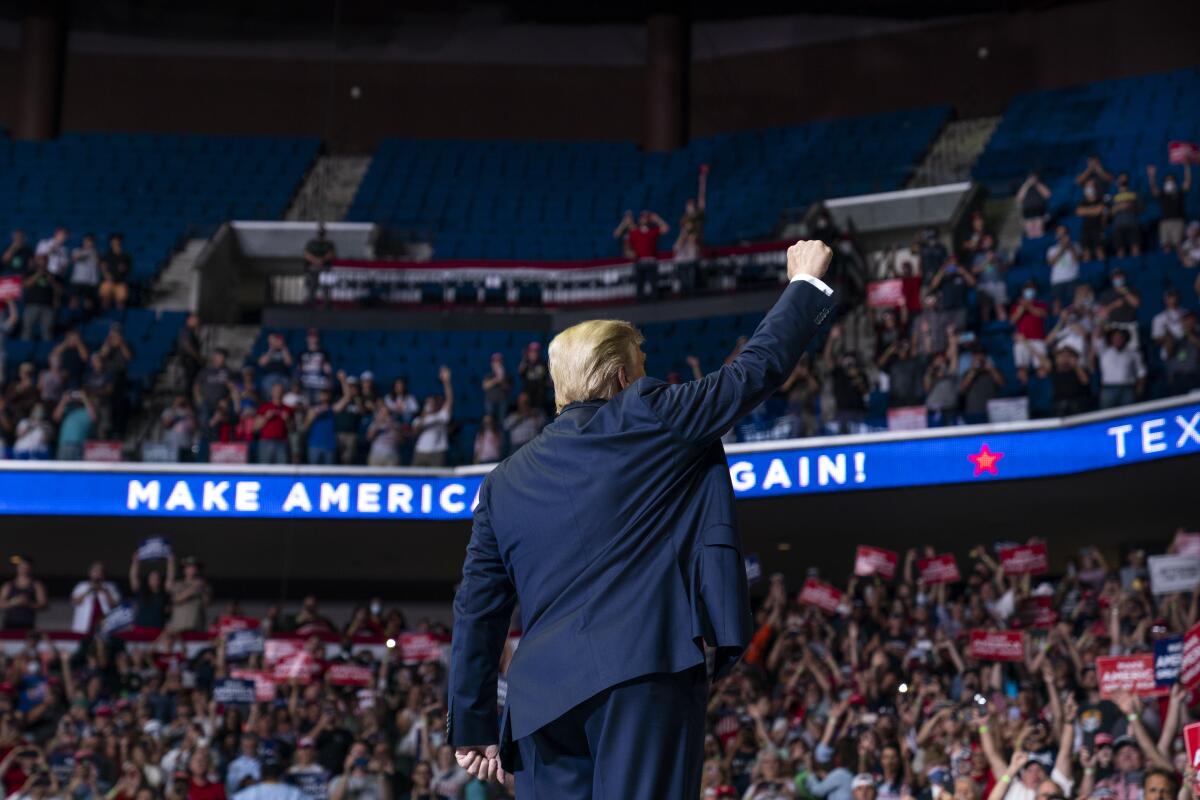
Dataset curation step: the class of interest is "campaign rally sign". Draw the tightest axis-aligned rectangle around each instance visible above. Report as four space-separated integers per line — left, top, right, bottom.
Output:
744 554 763 584
217 615 260 636
326 663 374 687
137 537 172 561
225 629 265 662
100 602 136 638
854 546 898 580
969 630 1024 661
1016 596 1057 629
867 279 906 308
230 669 277 702
1174 532 1200 558
1182 622 1200 689
918 554 961 584
1169 141 1200 165
397 633 446 664
213 678 257 706
1096 654 1166 698
1184 722 1200 795
799 578 843 614
0 276 22 302
886 407 928 432
264 637 302 666
1155 635 1183 688
272 651 320 684
1149 554 1200 595
999 543 1048 576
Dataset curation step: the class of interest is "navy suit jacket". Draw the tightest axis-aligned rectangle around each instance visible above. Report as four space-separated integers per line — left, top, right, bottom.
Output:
448 278 835 758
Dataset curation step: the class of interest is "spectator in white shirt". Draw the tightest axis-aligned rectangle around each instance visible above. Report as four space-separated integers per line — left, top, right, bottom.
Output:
35 227 70 278
1047 285 1096 361
384 378 419 424
68 233 101 313
70 561 121 634
1093 327 1145 409
1151 289 1186 359
411 366 453 467
233 759 304 800
1046 226 1080 308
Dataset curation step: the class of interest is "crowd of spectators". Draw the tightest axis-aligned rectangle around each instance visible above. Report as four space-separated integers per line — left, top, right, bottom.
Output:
164 325 558 467
0 324 134 459
698 533 1200 800
0 227 141 459
1 229 136 337
0 531 1197 800
796 155 1200 437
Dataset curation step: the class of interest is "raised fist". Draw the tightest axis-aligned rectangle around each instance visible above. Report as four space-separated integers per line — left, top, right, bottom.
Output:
787 240 832 282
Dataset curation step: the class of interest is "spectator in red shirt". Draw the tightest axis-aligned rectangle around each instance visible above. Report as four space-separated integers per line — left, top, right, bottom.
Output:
174 750 226 800
1010 280 1049 379
614 209 670 301
254 382 292 465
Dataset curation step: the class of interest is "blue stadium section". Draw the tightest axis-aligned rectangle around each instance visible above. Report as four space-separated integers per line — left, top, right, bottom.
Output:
973 68 1200 210
347 107 950 260
0 131 320 286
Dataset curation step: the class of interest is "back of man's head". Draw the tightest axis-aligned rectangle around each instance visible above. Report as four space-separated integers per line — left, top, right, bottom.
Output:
548 320 643 413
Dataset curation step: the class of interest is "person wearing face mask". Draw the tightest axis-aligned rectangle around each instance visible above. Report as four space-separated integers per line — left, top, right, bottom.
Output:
1146 163 1191 252
1075 180 1108 261
1097 270 1141 343
1109 173 1142 258
1009 282 1049 379
1045 285 1096 362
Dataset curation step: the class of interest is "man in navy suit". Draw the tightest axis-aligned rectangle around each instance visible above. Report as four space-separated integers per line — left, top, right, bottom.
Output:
448 240 835 797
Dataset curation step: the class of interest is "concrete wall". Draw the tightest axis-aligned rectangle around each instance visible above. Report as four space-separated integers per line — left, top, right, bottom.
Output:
0 0 1195 150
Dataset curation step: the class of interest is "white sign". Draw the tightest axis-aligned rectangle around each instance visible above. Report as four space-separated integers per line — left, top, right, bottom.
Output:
1149 554 1200 595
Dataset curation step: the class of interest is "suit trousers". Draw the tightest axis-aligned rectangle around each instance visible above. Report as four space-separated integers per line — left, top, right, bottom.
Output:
514 665 707 799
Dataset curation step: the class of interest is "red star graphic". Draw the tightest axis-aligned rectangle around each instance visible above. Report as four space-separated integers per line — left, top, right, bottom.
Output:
968 443 1004 476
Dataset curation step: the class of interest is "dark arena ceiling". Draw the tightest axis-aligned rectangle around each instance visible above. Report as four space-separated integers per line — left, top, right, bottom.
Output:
0 0 1097 39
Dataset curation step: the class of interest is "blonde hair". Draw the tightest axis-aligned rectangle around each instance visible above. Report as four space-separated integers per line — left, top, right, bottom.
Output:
548 320 644 413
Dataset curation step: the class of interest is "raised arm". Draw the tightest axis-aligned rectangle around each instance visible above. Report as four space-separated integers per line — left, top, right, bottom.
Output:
639 241 834 446
439 366 453 417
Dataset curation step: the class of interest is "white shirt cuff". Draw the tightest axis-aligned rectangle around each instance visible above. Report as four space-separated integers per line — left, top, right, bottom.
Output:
789 273 834 296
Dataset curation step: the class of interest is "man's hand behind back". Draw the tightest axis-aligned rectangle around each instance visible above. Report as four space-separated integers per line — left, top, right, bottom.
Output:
787 240 832 282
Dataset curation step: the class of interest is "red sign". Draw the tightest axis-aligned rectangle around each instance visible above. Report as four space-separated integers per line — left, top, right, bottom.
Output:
918 554 961 584
327 663 374 687
1096 654 1166 698
998 543 1048 576
1184 722 1200 794
264 638 301 667
1016 596 1058 629
210 442 249 464
854 546 898 580
1175 532 1200 558
1181 621 1200 689
272 651 320 684
217 616 260 637
396 632 446 663
83 441 123 462
799 578 843 615
230 669 277 702
1169 141 1200 165
969 630 1024 661
0 276 21 302
867 279 906 308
